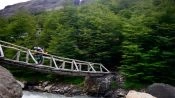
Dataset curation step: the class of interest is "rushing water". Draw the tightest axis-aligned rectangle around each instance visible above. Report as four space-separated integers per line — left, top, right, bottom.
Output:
22 91 97 98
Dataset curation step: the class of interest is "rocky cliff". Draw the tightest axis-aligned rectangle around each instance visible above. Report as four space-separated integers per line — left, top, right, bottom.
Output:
0 0 90 17
0 0 66 17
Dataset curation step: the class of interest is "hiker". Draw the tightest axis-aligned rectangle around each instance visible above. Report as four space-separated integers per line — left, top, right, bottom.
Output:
34 47 44 64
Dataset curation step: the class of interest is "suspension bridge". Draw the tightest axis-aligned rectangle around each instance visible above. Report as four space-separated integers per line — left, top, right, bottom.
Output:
0 40 110 76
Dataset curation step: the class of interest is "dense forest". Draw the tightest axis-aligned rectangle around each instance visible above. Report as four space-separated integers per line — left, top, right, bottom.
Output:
0 0 175 88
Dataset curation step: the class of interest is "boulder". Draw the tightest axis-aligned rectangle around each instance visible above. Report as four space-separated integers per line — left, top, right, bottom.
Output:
0 66 23 98
146 83 175 98
126 90 156 98
84 74 116 96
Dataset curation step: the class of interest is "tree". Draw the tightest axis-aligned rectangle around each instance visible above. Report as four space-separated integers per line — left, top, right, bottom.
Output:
120 0 175 88
7 11 37 48
47 4 124 70
0 17 9 41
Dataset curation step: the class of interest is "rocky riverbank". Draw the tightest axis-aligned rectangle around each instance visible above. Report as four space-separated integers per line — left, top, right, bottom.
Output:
21 78 175 98
21 73 127 98
1 65 175 98
0 66 23 98
23 81 85 97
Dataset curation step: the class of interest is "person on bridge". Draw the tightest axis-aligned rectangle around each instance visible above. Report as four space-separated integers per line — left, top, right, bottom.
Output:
34 47 44 64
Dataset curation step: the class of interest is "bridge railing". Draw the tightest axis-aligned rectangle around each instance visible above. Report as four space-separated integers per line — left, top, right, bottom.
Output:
0 40 110 73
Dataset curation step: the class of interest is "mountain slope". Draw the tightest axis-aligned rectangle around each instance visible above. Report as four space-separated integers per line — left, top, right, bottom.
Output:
0 0 67 16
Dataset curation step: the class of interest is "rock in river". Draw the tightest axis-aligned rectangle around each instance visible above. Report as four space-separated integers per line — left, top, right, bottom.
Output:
126 90 156 98
146 83 175 98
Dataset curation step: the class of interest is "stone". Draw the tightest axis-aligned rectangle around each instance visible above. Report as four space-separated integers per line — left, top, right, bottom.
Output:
104 91 113 98
146 83 175 98
43 81 49 87
63 86 69 91
84 74 116 96
71 89 82 95
16 80 25 89
44 85 52 92
115 89 127 98
104 89 127 98
64 93 73 97
32 85 44 91
126 90 156 98
0 66 23 98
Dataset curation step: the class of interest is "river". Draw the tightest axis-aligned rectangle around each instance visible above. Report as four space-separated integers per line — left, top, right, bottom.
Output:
22 91 98 98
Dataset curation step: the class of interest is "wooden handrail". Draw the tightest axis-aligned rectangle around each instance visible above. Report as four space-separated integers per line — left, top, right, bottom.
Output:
0 40 110 74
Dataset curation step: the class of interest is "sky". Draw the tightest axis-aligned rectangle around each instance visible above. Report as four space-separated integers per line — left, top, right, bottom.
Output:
0 0 30 10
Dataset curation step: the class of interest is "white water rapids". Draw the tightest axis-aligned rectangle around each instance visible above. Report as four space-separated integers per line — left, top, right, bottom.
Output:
22 91 97 98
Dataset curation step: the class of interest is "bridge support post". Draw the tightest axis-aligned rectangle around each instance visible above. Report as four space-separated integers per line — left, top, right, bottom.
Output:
26 51 29 63
0 45 4 57
28 50 38 64
16 51 20 61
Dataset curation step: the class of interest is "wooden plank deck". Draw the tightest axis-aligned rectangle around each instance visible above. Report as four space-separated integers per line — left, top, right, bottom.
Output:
0 58 110 77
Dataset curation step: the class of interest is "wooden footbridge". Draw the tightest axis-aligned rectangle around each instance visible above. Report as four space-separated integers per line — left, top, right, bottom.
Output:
0 40 110 76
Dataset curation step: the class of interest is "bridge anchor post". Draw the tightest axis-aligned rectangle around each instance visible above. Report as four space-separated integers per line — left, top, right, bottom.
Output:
0 45 4 57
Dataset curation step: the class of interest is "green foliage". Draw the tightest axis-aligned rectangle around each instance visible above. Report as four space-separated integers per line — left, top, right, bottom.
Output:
120 0 175 88
58 76 84 85
1 0 175 88
110 81 118 90
45 4 123 70
123 81 146 90
0 11 37 48
0 17 9 41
